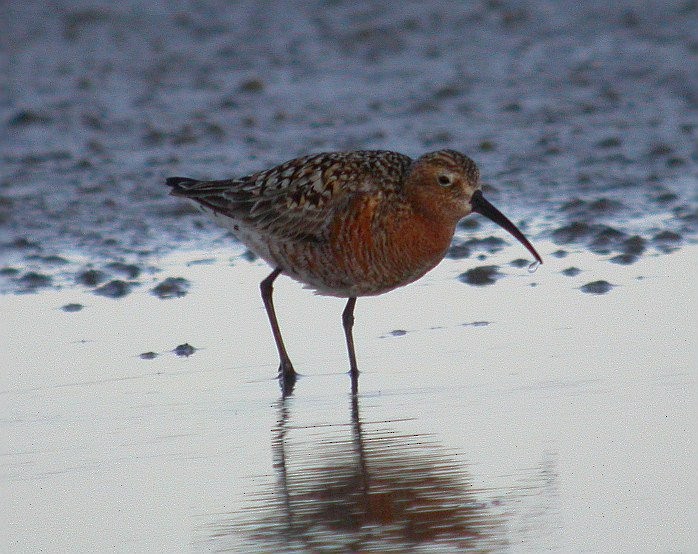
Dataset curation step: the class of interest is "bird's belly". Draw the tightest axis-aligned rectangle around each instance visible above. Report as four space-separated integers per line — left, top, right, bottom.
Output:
268 237 445 298
197 203 448 298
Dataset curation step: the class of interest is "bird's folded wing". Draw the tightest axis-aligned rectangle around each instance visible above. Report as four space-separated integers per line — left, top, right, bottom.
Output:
170 151 412 242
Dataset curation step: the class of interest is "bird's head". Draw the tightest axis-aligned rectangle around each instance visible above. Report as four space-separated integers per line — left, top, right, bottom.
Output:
406 150 542 264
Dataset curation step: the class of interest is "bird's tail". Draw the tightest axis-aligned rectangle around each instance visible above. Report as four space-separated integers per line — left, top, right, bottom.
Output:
165 177 201 196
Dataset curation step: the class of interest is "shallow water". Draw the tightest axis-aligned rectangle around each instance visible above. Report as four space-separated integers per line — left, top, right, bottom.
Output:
2 242 696 552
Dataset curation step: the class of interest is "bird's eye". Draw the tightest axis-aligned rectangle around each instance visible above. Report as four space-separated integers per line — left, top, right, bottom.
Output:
437 174 451 186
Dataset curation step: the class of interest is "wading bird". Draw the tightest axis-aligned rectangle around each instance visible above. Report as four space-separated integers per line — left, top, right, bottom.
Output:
166 149 542 391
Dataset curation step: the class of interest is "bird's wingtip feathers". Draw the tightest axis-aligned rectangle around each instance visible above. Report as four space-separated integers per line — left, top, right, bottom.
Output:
165 177 199 195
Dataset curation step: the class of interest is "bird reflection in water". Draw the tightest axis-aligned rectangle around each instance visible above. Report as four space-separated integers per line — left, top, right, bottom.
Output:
212 392 508 552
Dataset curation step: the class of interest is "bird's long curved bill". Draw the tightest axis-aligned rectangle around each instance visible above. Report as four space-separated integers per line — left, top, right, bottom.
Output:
471 190 542 264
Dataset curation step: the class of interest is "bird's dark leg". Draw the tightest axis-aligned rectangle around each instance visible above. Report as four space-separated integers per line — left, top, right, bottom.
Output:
342 297 359 379
260 268 296 390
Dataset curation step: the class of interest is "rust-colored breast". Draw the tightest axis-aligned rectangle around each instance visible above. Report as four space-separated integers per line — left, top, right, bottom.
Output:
321 192 455 296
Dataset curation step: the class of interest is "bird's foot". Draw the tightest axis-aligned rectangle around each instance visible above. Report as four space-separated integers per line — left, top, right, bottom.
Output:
278 360 296 396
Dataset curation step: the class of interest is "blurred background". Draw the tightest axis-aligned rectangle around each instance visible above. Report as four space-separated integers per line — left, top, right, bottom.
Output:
3 0 696 280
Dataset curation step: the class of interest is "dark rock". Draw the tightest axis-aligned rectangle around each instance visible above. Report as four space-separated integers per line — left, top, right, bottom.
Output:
458 265 502 286
622 235 647 256
446 242 471 259
580 280 614 294
174 343 196 357
105 262 141 279
652 230 681 243
609 254 637 265
588 198 623 213
150 277 190 299
76 269 108 286
590 226 628 253
551 221 597 244
93 279 132 298
509 258 529 268
17 272 52 289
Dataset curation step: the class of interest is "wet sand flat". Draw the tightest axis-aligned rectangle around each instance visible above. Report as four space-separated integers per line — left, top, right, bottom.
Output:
2 243 696 552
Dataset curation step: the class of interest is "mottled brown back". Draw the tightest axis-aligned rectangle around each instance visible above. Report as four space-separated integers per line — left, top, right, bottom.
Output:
167 150 413 241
